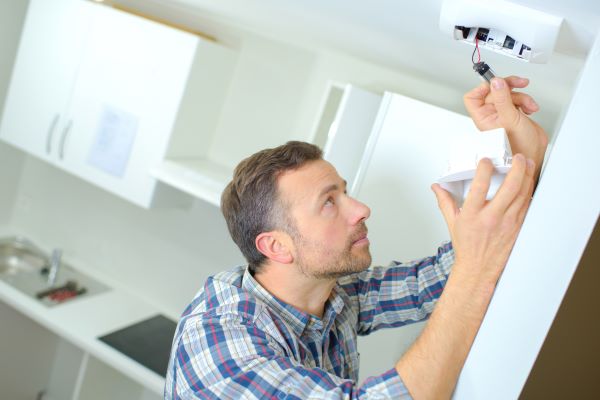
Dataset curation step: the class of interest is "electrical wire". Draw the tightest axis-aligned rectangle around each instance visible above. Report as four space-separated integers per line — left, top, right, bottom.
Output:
471 37 481 64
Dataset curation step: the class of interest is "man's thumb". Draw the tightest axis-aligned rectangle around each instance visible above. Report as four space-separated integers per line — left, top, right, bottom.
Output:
431 184 458 229
490 77 521 129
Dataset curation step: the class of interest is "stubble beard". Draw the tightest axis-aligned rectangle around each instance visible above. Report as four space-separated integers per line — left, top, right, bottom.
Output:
293 224 372 280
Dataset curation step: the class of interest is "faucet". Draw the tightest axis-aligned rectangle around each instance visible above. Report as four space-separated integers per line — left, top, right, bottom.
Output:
47 248 62 286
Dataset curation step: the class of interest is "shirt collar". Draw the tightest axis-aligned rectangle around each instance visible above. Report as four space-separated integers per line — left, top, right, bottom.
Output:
241 266 345 337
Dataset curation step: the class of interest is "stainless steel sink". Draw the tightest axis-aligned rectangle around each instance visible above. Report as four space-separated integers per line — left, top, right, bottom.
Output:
0 236 109 307
0 236 46 275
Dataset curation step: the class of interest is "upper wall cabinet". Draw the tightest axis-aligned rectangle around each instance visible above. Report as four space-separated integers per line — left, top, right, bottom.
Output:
151 81 383 206
353 92 475 261
0 0 237 208
316 82 382 196
0 0 92 162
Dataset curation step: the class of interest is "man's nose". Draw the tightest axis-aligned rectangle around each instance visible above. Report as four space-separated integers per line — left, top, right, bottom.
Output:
349 197 371 225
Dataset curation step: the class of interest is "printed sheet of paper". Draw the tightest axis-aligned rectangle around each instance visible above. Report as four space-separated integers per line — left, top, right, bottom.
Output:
87 105 138 178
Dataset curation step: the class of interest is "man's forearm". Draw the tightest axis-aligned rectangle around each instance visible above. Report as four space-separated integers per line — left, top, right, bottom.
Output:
491 77 548 180
395 262 497 399
506 130 547 181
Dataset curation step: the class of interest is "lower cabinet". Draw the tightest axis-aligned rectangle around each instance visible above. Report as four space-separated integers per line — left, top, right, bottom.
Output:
42 341 161 400
0 301 56 400
0 302 161 400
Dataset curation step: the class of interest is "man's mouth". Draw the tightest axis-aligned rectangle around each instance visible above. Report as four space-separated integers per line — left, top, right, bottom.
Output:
352 230 369 246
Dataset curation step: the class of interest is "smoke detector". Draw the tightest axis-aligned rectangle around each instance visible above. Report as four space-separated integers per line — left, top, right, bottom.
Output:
440 0 563 63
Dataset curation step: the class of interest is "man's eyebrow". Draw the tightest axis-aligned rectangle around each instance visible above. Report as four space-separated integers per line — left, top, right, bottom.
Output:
317 180 347 199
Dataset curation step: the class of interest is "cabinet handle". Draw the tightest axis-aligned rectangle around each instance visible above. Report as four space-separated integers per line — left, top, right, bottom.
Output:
58 120 72 160
45 114 60 154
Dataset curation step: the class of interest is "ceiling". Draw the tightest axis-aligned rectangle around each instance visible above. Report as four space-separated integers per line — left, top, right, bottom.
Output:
115 0 600 132
153 0 599 66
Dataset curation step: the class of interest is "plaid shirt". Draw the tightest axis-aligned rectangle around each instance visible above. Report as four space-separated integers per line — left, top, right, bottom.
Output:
165 241 454 399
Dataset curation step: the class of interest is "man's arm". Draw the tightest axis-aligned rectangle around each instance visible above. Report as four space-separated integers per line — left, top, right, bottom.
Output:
338 241 455 336
392 78 546 398
463 76 548 179
396 153 535 399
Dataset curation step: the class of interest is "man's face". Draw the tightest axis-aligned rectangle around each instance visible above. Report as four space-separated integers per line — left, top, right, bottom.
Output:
277 159 372 279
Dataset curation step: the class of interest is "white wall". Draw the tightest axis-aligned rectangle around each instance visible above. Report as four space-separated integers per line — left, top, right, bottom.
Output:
0 0 27 110
206 34 316 167
10 156 243 317
0 0 28 225
0 143 24 225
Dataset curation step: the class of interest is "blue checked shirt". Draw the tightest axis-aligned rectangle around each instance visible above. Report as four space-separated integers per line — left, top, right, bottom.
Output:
165 241 454 399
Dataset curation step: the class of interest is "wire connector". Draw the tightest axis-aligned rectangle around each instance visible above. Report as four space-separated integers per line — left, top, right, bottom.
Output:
473 61 496 83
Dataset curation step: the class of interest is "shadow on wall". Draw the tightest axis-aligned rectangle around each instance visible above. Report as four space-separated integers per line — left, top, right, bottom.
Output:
520 216 600 399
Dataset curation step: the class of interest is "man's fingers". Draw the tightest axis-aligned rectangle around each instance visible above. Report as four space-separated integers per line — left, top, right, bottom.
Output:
463 158 494 211
485 92 539 115
464 82 491 118
504 76 538 114
515 171 535 225
511 92 539 115
431 184 459 229
504 76 530 89
464 76 535 130
505 158 535 220
490 77 524 130
488 154 527 214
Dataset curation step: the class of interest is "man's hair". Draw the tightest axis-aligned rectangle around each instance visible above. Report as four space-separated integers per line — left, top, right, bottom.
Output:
221 141 323 274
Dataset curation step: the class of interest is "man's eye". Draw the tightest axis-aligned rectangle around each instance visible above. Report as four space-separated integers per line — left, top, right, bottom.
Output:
324 197 335 207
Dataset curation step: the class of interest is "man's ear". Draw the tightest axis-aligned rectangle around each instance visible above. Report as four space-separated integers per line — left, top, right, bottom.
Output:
255 231 293 264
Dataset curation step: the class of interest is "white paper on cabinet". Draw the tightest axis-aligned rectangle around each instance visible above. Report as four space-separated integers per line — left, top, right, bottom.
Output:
87 105 138 178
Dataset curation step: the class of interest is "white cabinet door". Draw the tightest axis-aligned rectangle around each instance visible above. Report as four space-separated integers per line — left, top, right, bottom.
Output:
321 84 382 196
354 92 474 263
0 0 93 160
60 5 199 207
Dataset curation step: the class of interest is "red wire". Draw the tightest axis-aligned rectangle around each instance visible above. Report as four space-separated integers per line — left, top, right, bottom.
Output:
476 37 481 63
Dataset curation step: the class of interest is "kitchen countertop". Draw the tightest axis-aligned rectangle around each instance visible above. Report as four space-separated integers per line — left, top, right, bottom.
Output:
0 225 167 395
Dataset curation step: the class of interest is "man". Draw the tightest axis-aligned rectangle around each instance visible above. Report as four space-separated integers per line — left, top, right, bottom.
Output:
165 77 548 399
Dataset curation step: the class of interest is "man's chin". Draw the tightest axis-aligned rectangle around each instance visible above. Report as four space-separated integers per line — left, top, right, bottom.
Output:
352 246 372 263
357 257 372 272
311 258 371 280
349 252 372 273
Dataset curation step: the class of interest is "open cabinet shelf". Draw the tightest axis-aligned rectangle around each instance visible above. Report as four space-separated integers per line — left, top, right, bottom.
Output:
151 81 383 207
150 158 232 207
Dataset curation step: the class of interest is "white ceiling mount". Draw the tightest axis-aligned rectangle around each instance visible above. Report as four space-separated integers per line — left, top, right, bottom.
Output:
440 0 563 63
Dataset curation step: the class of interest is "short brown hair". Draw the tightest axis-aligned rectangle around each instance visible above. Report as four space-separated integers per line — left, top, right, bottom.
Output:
221 141 323 274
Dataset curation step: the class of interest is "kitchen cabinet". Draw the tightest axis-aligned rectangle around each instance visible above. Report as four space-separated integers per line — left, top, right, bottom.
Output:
315 82 382 196
0 0 237 208
151 81 383 205
354 92 474 262
0 0 92 162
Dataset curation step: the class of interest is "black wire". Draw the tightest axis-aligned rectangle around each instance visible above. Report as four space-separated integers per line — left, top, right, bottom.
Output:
471 44 477 65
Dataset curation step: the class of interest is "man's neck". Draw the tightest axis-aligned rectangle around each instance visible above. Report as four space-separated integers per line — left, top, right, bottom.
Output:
253 264 336 319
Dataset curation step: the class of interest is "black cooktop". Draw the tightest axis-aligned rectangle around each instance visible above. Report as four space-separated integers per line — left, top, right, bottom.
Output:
99 314 177 376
